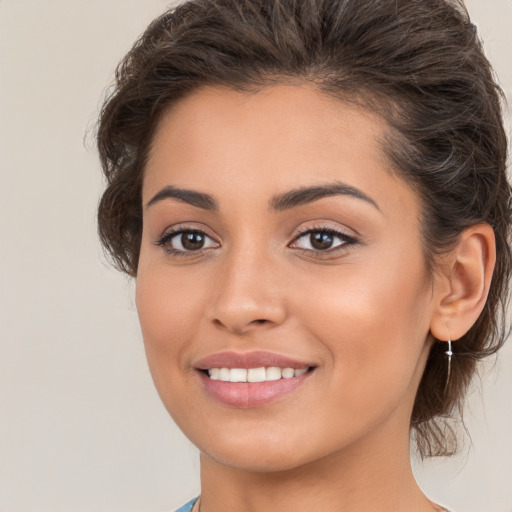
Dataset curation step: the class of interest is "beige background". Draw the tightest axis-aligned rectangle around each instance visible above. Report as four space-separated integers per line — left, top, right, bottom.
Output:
0 1 511 511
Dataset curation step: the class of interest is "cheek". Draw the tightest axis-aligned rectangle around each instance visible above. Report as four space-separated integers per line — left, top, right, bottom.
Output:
135 262 207 376
291 250 432 400
135 261 213 430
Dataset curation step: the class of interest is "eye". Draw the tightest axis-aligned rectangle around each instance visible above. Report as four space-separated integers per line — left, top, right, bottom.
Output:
290 227 357 253
156 228 219 255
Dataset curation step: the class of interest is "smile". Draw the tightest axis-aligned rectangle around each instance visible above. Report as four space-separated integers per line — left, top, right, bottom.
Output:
198 368 314 408
206 367 309 382
194 351 317 408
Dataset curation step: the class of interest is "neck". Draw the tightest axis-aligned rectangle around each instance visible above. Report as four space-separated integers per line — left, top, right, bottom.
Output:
197 427 436 512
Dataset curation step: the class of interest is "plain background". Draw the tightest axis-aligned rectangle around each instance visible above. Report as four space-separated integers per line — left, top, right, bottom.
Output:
0 1 511 511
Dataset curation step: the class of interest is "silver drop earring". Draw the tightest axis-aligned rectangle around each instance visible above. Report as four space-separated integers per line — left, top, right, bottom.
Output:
444 338 453 393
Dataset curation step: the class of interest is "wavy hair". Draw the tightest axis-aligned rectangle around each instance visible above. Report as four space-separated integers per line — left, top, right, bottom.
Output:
97 0 512 457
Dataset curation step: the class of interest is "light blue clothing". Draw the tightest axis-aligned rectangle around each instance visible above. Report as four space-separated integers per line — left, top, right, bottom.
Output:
173 496 451 511
174 497 199 512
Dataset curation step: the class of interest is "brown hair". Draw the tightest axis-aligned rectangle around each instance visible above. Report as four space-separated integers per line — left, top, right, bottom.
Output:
97 0 512 457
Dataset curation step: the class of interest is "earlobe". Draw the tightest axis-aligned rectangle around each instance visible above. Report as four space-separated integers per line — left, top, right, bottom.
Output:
430 224 496 342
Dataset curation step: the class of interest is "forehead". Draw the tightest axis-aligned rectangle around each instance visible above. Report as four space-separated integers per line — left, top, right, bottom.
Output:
148 84 388 168
144 84 417 219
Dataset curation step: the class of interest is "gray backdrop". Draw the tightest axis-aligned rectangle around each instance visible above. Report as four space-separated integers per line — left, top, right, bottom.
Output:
1 1 511 511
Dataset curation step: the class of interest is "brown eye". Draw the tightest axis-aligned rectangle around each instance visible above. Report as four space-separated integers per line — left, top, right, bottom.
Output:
181 232 206 250
291 228 357 253
310 232 334 250
157 229 219 255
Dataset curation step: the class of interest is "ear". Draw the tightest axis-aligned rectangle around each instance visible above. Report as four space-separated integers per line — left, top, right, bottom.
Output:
429 224 496 342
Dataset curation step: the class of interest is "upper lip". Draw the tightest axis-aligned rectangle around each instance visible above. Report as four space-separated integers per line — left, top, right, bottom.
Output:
193 351 316 370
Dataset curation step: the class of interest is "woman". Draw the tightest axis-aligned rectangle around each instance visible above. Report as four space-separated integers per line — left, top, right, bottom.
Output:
96 0 511 510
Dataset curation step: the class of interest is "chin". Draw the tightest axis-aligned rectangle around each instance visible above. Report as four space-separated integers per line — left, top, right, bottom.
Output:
201 445 313 474
192 421 354 476
185 422 313 473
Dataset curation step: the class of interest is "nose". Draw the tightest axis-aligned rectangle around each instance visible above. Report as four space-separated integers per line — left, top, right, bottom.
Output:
207 245 287 335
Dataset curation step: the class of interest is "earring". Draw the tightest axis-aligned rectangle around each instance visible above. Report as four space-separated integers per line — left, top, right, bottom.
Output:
444 338 453 393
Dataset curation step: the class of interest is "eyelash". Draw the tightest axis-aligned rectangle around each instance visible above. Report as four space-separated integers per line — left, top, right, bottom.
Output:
155 224 358 258
155 226 217 257
291 225 359 256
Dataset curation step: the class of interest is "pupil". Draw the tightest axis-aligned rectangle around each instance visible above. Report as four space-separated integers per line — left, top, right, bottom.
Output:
182 232 204 250
311 232 333 250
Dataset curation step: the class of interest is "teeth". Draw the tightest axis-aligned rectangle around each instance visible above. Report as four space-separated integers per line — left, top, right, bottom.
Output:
281 368 294 379
219 368 230 381
266 366 282 381
229 368 247 382
247 367 266 383
207 366 309 382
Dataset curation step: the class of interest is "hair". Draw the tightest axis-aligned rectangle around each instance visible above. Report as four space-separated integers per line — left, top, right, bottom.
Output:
96 0 512 458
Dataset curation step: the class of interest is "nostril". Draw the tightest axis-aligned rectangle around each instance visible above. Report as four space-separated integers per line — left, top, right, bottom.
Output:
212 317 269 332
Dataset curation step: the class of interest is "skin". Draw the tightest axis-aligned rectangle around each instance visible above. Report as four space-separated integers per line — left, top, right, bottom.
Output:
136 85 495 512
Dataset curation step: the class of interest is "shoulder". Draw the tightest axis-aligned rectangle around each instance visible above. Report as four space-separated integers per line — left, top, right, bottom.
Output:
172 497 199 512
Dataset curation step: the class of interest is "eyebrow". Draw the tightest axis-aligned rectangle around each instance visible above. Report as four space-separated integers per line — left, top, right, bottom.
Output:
146 186 218 211
146 181 380 212
269 181 380 212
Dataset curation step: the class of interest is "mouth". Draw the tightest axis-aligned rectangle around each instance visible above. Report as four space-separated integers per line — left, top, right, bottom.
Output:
200 366 311 382
193 351 317 408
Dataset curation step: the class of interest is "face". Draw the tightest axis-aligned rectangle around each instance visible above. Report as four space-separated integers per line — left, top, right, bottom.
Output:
137 85 437 472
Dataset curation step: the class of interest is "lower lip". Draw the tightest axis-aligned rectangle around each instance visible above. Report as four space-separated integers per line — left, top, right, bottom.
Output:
197 370 313 408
